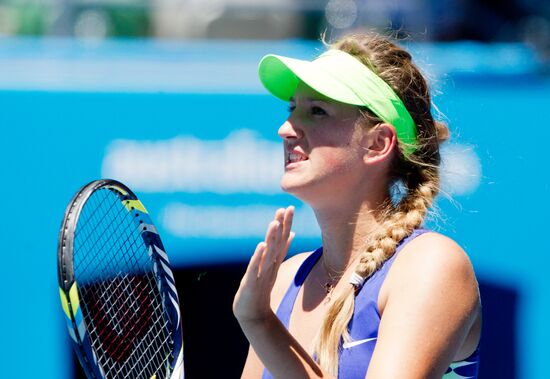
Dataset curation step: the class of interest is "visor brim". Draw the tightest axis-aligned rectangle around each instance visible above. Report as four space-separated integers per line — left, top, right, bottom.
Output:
258 54 363 106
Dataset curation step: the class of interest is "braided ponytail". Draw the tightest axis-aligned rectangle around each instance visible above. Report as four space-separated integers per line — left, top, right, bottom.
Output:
313 33 446 375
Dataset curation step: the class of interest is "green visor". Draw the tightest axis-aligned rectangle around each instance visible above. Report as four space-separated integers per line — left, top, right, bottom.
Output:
258 49 418 156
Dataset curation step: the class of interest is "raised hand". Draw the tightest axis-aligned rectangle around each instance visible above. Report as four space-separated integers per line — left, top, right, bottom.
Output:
233 206 295 324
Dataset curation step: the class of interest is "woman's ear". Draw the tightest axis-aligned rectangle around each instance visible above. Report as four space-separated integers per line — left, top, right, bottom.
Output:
362 123 397 164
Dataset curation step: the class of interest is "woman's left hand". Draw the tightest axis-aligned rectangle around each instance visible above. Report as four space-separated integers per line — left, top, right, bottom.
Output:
233 206 295 325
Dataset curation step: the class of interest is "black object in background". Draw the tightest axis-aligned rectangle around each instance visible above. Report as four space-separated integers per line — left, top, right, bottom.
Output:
178 263 250 379
478 281 518 378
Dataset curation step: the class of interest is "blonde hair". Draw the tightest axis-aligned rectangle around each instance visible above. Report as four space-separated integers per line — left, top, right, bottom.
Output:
314 33 449 375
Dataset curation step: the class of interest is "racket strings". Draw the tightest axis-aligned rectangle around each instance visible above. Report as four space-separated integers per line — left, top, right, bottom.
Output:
89 275 153 361
92 274 171 378
77 192 143 279
74 188 173 379
87 275 172 379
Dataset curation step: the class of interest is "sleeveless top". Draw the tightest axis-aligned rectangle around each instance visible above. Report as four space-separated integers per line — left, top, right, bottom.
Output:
262 229 480 379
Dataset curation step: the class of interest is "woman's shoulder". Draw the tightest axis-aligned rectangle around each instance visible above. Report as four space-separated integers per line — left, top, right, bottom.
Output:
395 231 474 274
379 231 480 315
376 231 482 366
393 231 477 287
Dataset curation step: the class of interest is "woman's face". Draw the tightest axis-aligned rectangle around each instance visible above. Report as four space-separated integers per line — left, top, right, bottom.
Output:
278 83 371 205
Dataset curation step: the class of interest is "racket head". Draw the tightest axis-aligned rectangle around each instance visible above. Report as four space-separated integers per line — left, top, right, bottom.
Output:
58 179 184 379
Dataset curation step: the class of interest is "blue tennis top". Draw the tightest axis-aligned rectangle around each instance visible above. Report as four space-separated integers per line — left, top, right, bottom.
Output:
262 229 480 379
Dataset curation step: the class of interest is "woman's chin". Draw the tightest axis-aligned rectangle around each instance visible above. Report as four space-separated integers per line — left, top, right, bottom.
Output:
279 177 320 204
280 177 306 196
279 181 298 195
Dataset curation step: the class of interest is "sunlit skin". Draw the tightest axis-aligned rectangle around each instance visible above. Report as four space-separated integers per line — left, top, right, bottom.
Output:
277 83 397 272
279 83 391 212
233 83 481 379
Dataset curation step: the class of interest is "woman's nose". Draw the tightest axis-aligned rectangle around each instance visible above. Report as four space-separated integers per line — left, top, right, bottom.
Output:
278 119 303 140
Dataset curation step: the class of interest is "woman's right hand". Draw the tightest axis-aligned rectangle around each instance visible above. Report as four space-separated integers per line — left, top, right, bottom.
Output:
233 206 295 324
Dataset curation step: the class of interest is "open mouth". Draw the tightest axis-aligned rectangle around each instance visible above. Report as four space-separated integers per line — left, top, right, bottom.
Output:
286 150 308 165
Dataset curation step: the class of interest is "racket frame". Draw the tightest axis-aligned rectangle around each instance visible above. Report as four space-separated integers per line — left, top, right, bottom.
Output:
57 179 183 379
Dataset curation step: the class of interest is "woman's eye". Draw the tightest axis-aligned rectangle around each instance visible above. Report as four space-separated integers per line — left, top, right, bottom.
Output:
311 106 327 116
287 104 327 116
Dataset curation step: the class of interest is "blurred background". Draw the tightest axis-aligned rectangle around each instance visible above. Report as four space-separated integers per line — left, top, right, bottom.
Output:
1 0 549 378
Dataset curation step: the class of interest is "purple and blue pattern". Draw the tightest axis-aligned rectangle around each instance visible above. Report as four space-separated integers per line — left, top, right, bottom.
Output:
262 229 480 379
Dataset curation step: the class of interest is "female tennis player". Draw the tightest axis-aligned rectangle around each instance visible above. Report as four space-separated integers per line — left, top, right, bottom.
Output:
233 32 482 379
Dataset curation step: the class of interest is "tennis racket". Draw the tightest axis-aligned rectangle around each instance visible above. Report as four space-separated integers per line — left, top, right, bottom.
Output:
57 179 184 379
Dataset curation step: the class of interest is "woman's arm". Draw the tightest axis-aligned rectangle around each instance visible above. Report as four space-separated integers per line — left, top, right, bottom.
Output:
240 250 316 379
366 233 481 379
234 207 335 379
239 311 329 379
240 345 265 379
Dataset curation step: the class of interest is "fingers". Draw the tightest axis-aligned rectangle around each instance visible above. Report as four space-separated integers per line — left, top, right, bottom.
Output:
277 206 294 263
235 207 295 322
264 219 282 247
261 207 295 267
274 207 285 225
260 220 281 274
269 206 294 244
244 241 266 280
251 206 296 280
281 206 294 244
271 206 294 248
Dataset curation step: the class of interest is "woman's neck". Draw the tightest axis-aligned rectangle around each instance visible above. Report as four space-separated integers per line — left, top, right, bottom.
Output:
313 198 387 274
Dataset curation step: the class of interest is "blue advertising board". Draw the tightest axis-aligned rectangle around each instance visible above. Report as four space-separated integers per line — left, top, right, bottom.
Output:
0 37 548 378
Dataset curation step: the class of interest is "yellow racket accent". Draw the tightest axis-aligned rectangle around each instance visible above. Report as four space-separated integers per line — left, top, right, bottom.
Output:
69 282 80 315
59 287 71 318
123 199 148 214
150 375 157 379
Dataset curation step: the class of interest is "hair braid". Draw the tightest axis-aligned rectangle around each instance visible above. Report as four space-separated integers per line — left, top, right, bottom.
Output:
313 32 446 375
